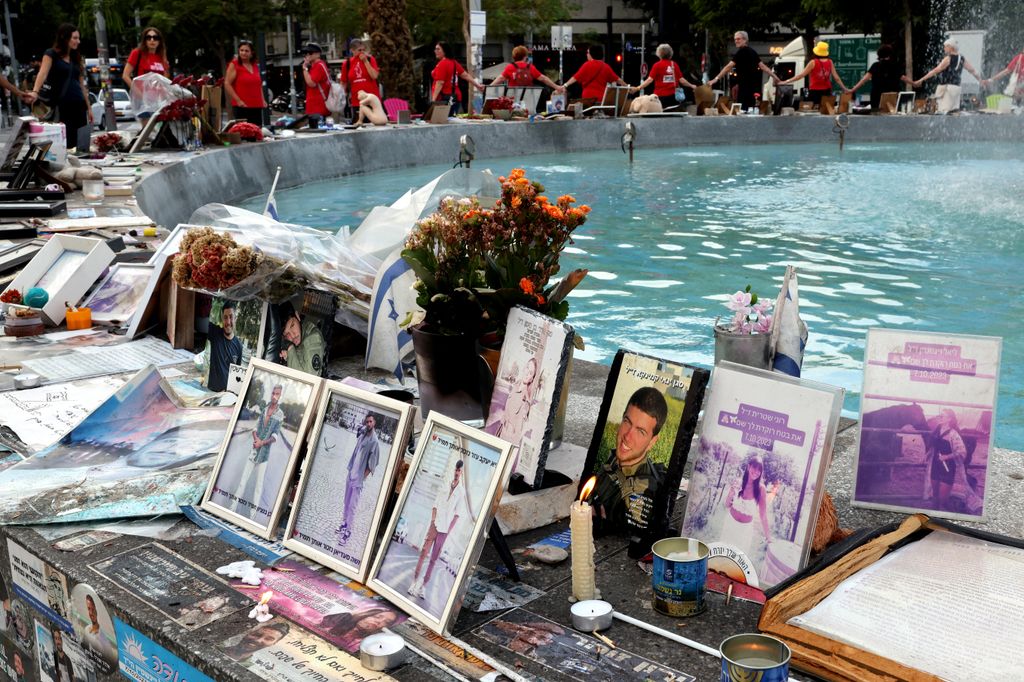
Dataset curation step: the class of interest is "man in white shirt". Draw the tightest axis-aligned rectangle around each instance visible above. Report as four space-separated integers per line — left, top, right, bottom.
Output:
408 460 465 598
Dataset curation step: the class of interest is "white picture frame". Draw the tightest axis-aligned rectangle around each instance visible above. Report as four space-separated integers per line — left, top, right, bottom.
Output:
81 263 155 324
283 383 415 582
201 359 322 538
368 412 516 635
3 234 115 325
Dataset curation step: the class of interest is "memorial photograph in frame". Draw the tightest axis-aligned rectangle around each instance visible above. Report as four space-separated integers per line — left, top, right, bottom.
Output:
483 305 574 489
81 263 155 324
680 362 844 591
368 413 515 635
582 349 709 548
852 329 1000 522
202 359 321 538
284 383 414 582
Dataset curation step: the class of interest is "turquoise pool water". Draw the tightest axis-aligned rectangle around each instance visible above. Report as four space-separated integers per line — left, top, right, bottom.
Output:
243 142 1024 449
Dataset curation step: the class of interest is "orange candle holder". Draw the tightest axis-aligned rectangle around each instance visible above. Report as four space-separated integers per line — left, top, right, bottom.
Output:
66 307 92 330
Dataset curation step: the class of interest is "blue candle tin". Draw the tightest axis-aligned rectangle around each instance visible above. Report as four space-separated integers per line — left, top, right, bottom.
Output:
651 537 709 617
720 633 792 682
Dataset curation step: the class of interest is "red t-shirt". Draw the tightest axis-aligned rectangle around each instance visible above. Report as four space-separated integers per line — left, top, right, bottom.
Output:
572 60 619 100
305 59 330 115
128 48 168 77
1006 53 1024 94
341 55 381 107
432 58 465 101
809 58 833 91
648 59 683 97
501 60 542 87
229 58 264 108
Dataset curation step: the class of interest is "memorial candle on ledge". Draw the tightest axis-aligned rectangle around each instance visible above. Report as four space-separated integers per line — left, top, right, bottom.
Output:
570 476 598 601
249 591 273 623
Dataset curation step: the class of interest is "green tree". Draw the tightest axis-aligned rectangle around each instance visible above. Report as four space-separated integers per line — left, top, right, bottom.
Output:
366 0 417 102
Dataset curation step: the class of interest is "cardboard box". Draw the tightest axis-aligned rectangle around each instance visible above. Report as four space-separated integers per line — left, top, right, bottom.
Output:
201 85 223 130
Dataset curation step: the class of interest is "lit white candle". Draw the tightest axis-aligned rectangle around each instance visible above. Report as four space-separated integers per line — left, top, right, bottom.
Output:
359 632 407 671
248 591 273 623
570 599 613 631
570 476 598 601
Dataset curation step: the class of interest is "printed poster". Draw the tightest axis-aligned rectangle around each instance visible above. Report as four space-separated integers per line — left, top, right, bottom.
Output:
7 540 72 631
680 364 843 590
114 617 215 682
853 329 1001 521
89 543 248 629
218 616 394 681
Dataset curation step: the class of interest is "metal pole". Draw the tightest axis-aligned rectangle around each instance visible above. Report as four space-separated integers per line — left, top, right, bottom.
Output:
286 14 297 115
3 0 20 115
640 24 645 84
703 29 709 83
620 31 625 79
95 0 117 132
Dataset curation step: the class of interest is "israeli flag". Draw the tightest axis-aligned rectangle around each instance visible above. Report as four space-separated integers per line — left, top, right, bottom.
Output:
263 166 282 221
366 248 420 380
771 265 808 377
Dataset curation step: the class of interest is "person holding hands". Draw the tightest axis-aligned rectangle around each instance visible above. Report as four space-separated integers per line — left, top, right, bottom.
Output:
904 39 983 114
431 41 484 115
631 44 698 109
709 31 779 111
779 41 848 105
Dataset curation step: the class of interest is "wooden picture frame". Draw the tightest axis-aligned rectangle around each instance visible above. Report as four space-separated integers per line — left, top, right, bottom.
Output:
201 359 322 538
878 92 899 113
284 383 414 581
368 413 516 635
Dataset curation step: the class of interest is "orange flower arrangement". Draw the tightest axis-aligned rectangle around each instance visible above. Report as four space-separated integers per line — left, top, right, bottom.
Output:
402 168 590 338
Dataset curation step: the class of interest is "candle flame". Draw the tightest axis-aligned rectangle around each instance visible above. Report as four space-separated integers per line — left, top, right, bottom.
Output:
580 476 597 502
258 591 273 605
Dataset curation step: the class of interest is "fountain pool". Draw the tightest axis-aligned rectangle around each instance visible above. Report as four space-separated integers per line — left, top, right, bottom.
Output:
243 141 1024 449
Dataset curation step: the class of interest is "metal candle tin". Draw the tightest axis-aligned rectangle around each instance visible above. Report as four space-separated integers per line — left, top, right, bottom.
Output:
651 537 709 617
570 599 614 631
719 633 792 682
359 633 407 671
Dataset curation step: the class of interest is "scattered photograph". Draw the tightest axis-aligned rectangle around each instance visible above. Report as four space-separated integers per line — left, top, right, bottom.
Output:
285 384 414 582
34 620 55 682
369 413 515 635
680 363 844 590
483 306 574 488
70 583 117 674
201 297 266 393
203 359 321 537
853 329 1001 521
80 264 154 324
584 350 709 550
261 289 336 378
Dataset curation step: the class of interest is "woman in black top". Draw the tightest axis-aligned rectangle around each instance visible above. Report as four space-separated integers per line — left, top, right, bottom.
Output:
848 44 903 111
905 39 983 114
26 23 92 145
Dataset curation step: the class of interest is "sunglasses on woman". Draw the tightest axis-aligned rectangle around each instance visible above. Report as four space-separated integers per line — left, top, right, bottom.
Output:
146 34 160 41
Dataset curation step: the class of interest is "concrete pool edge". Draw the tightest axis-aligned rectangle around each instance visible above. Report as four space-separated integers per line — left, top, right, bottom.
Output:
137 115 1024 229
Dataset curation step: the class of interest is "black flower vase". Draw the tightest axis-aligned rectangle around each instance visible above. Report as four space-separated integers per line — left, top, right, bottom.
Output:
411 324 486 422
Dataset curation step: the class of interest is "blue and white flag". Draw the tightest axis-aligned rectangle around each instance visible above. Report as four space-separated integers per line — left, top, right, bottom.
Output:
366 247 420 380
771 265 808 377
263 165 282 221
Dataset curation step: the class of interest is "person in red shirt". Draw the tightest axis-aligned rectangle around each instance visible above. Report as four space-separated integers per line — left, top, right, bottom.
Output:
225 40 266 125
983 46 1024 104
301 43 331 127
631 44 698 110
490 45 561 90
340 38 380 114
559 44 628 108
430 41 484 115
779 41 848 105
122 26 169 87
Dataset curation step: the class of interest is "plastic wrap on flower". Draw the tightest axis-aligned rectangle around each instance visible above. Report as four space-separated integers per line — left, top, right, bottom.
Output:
129 73 191 117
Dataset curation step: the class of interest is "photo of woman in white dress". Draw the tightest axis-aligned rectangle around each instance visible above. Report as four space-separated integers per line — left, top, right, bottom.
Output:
720 455 771 563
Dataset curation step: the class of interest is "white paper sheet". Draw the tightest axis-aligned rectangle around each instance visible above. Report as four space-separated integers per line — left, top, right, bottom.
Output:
22 337 194 382
789 532 1024 680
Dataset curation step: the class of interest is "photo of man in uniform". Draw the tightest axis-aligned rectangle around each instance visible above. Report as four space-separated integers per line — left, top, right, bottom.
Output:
222 621 290 662
52 626 75 682
279 303 326 377
337 413 381 543
408 460 466 599
206 300 242 392
591 387 668 538
235 383 284 516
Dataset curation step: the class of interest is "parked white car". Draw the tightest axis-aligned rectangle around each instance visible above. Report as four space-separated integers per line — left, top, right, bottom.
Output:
89 88 135 130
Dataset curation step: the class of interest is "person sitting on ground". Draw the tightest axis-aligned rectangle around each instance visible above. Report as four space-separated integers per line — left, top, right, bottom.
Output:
779 41 848 106
630 43 698 110
982 44 1024 105
489 45 561 91
904 38 984 114
558 45 629 111
848 44 903 111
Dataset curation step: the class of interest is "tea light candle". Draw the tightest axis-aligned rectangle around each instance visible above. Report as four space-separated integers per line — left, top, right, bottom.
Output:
248 591 273 623
570 599 613 632
359 633 407 671
65 307 92 330
570 476 598 601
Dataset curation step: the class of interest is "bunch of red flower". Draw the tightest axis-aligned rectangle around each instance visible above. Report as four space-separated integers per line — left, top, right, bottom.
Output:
225 121 263 141
491 96 515 111
156 97 207 122
94 132 122 153
0 289 22 304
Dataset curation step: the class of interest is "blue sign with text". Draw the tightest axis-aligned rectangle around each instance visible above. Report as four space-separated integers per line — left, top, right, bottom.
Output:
114 617 216 682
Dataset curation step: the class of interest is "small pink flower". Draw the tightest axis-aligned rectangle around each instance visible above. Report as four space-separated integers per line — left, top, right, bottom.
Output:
725 290 752 312
752 300 772 316
756 314 773 334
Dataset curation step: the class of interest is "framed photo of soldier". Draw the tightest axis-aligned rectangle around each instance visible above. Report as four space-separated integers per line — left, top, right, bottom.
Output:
583 349 709 556
284 383 415 582
202 359 322 538
261 289 336 378
368 413 516 635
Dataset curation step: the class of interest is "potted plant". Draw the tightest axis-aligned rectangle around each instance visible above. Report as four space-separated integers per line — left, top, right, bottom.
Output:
491 96 514 120
401 168 590 418
713 284 774 369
